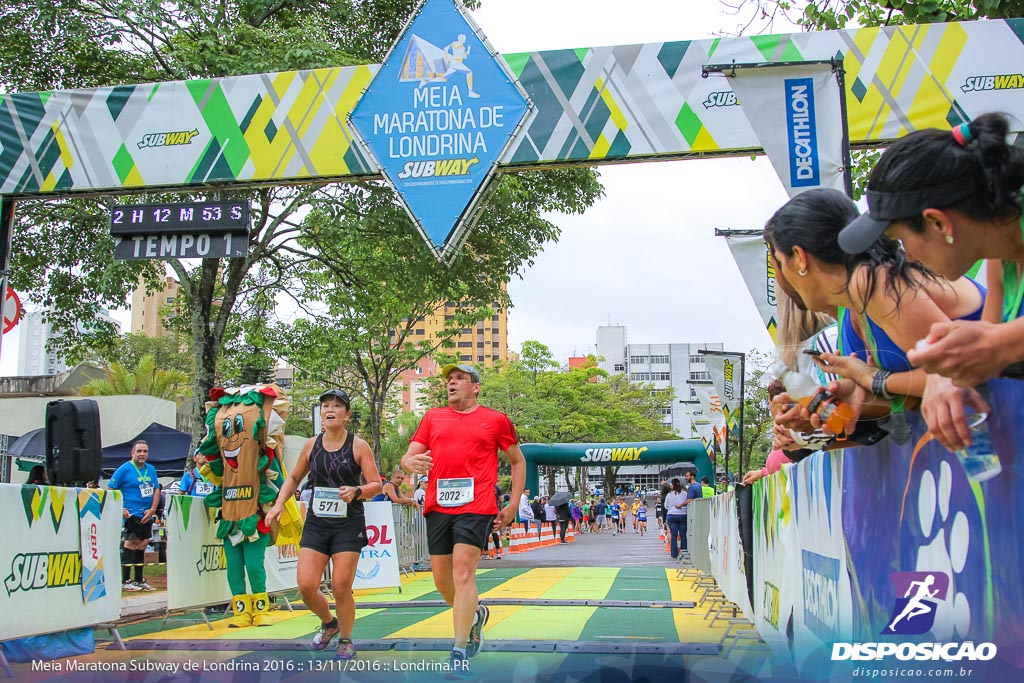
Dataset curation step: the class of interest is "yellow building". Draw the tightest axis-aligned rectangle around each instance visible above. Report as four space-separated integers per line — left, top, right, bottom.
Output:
412 300 509 367
130 275 181 338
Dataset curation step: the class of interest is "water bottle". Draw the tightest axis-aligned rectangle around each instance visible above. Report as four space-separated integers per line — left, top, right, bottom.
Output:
955 413 1002 482
777 367 856 437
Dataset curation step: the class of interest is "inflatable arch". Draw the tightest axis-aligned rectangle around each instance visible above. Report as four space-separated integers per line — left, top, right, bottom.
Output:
520 440 713 495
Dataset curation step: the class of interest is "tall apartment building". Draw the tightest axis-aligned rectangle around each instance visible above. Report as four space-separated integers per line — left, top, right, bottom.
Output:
17 309 121 376
594 325 723 438
130 275 181 338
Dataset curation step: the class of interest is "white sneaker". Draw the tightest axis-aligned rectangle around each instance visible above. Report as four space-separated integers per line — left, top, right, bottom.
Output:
136 580 156 591
122 581 142 593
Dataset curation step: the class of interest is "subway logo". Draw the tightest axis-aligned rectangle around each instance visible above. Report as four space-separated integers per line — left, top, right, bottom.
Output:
961 74 1024 93
4 552 81 595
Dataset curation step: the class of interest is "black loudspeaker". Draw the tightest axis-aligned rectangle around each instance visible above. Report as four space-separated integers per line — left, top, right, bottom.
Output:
45 399 102 486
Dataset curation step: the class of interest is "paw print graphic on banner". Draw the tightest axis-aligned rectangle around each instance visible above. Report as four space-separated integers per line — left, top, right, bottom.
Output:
904 456 988 642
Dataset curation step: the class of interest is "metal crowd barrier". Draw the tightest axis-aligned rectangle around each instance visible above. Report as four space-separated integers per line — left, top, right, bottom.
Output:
394 503 429 573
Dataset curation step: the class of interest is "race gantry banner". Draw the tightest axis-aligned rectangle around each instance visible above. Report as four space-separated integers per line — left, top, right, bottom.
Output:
693 383 727 460
724 233 777 343
2 18 1022 196
0 483 122 641
727 63 847 196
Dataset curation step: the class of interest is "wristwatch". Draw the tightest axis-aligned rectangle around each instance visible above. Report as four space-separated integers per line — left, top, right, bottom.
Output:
871 369 893 400
354 486 362 500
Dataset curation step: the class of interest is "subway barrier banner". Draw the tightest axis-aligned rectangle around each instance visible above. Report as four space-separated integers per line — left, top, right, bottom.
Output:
727 63 846 196
724 233 777 343
752 464 800 658
0 483 122 640
708 490 753 619
77 489 108 604
165 494 300 610
687 497 713 575
354 502 401 590
791 450 853 665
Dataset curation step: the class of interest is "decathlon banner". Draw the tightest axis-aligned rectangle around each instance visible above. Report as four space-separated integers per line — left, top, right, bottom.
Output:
77 489 108 605
724 233 778 343
728 63 847 196
354 502 402 590
0 484 122 640
165 494 301 610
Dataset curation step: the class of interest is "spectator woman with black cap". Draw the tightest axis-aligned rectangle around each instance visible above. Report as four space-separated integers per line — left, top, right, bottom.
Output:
266 388 381 661
838 113 1024 450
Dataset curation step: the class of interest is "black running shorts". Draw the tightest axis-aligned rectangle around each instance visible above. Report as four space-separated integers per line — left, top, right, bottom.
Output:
300 513 368 556
124 515 153 542
425 511 494 555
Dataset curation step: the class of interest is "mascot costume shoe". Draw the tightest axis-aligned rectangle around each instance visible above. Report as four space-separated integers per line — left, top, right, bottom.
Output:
197 384 302 627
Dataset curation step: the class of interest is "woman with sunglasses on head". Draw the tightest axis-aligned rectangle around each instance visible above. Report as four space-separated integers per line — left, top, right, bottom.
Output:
764 188 986 440
839 113 1024 451
266 389 381 661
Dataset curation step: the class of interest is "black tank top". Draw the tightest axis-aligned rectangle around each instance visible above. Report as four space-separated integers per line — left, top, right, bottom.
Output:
308 432 364 519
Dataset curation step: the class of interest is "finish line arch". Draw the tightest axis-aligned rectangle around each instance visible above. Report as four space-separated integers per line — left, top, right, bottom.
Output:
520 440 712 495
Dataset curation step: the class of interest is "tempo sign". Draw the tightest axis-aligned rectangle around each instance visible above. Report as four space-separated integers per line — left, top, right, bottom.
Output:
110 200 250 260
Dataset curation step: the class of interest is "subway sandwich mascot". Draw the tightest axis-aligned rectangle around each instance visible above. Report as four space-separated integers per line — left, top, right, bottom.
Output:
197 384 302 627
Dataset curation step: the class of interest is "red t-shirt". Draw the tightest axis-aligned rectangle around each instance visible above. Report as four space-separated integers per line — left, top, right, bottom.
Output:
411 405 518 516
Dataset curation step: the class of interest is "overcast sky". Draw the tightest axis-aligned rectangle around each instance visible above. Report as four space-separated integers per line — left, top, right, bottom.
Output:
474 0 788 362
0 0 794 376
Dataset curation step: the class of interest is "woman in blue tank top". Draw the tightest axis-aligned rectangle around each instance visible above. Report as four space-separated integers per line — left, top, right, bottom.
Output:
764 189 984 435
837 112 1024 451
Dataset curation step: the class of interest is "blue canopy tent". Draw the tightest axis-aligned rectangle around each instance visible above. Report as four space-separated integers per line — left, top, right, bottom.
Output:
102 423 191 476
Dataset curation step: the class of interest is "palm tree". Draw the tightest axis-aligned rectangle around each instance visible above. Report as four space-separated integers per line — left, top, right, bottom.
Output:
80 354 189 402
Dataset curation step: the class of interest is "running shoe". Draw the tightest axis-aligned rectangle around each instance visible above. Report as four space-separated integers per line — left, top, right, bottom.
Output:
311 618 339 651
136 580 156 591
334 638 357 660
466 604 489 657
447 650 472 680
122 581 142 593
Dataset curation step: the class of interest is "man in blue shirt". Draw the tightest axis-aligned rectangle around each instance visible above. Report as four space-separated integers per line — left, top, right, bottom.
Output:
179 452 213 497
107 441 160 592
679 470 703 551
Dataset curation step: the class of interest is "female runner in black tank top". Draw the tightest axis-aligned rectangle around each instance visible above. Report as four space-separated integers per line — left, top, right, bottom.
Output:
266 389 381 659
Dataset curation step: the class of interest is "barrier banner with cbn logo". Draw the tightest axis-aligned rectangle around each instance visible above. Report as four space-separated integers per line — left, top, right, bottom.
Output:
0 483 121 640
77 489 108 604
727 63 846 197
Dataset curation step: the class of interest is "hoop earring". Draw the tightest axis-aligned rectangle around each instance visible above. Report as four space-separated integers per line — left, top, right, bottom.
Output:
798 269 808 277
945 235 954 245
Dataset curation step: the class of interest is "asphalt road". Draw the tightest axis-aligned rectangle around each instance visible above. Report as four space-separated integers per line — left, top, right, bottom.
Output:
489 518 675 568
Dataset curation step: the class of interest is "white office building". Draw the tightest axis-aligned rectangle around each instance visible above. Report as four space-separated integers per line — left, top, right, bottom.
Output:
16 309 120 376
595 325 723 438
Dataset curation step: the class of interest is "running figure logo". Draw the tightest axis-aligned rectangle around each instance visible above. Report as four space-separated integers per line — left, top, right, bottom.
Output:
399 33 481 97
882 571 950 635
